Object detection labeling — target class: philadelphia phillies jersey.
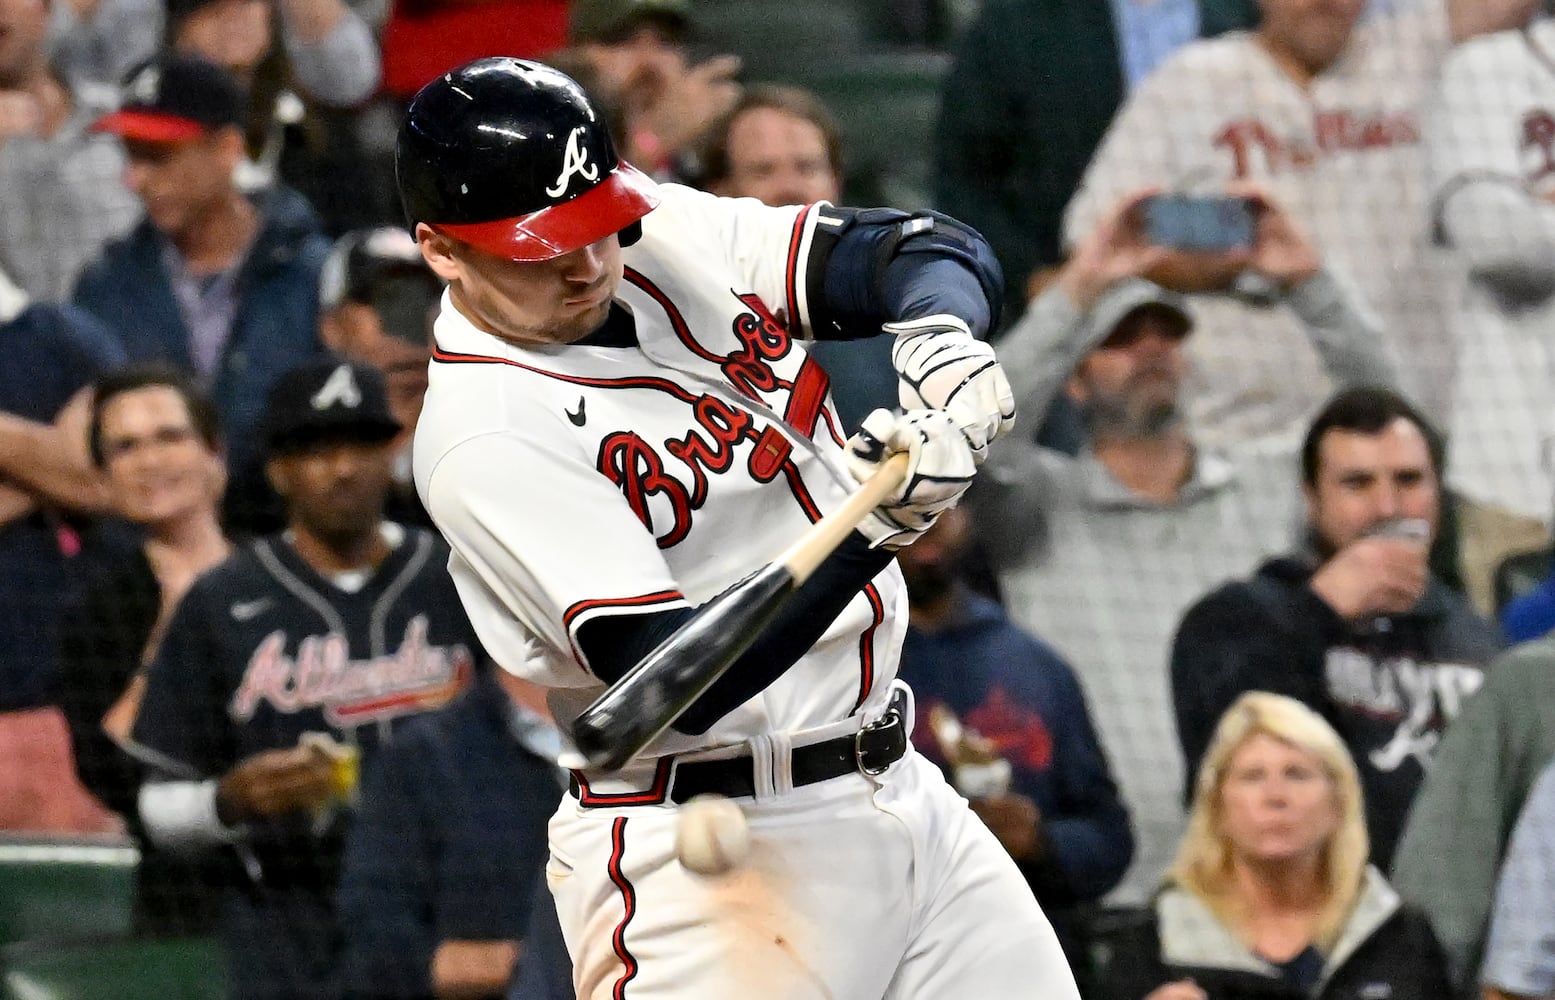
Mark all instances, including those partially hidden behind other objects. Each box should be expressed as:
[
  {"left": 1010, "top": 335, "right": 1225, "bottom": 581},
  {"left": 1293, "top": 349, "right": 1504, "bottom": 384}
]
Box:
[
  {"left": 1064, "top": 8, "right": 1452, "bottom": 446},
  {"left": 414, "top": 184, "right": 908, "bottom": 764},
  {"left": 1426, "top": 22, "right": 1555, "bottom": 523}
]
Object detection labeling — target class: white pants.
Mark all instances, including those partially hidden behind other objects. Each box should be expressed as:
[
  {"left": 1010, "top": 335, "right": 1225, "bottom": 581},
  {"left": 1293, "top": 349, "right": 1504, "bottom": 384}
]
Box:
[{"left": 546, "top": 748, "right": 1080, "bottom": 999}]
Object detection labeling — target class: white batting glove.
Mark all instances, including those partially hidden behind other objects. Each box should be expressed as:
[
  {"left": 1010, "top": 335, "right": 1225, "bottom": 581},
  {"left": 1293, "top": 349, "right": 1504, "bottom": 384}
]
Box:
[
  {"left": 886, "top": 314, "right": 1016, "bottom": 464},
  {"left": 845, "top": 408, "right": 977, "bottom": 548}
]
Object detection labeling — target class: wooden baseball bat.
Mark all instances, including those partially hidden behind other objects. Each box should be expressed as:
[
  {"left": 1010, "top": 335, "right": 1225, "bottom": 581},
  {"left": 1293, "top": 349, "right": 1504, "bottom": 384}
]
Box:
[{"left": 564, "top": 452, "right": 911, "bottom": 772}]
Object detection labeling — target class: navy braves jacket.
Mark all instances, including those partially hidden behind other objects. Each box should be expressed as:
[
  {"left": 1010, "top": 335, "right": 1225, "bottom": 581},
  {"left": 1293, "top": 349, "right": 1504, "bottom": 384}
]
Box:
[
  {"left": 1172, "top": 554, "right": 1503, "bottom": 870},
  {"left": 338, "top": 669, "right": 565, "bottom": 1000},
  {"left": 71, "top": 185, "right": 328, "bottom": 485},
  {"left": 898, "top": 589, "right": 1133, "bottom": 961}
]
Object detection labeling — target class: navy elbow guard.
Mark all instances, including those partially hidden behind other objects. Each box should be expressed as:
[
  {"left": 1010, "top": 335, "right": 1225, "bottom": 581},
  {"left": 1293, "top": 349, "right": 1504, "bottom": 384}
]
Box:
[{"left": 807, "top": 206, "right": 1004, "bottom": 340}]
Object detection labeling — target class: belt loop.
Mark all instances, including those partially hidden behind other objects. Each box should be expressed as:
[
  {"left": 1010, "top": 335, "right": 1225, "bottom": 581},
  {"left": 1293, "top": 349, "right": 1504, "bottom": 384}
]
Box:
[
  {"left": 750, "top": 734, "right": 778, "bottom": 801},
  {"left": 890, "top": 680, "right": 916, "bottom": 738},
  {"left": 768, "top": 731, "right": 795, "bottom": 797}
]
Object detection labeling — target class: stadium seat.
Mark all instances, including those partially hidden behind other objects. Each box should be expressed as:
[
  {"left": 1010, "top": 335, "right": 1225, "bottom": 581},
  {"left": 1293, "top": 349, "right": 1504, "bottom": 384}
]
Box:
[
  {"left": 0, "top": 836, "right": 137, "bottom": 947},
  {"left": 692, "top": 0, "right": 869, "bottom": 83},
  {"left": 1, "top": 937, "right": 225, "bottom": 1000}
]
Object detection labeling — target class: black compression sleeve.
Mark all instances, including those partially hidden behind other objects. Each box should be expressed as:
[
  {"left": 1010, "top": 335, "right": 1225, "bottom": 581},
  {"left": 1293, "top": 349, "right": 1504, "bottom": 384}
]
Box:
[{"left": 575, "top": 531, "right": 895, "bottom": 734}]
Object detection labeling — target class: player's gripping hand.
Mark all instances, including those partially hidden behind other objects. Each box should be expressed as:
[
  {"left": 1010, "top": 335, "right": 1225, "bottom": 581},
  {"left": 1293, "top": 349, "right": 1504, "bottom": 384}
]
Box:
[
  {"left": 845, "top": 408, "right": 976, "bottom": 549},
  {"left": 216, "top": 745, "right": 339, "bottom": 824},
  {"left": 886, "top": 314, "right": 1015, "bottom": 464}
]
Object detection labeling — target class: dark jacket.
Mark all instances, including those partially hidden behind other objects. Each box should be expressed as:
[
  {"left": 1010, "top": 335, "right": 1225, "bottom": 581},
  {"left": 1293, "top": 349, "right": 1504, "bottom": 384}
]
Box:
[
  {"left": 1097, "top": 869, "right": 1452, "bottom": 1000},
  {"left": 338, "top": 670, "right": 564, "bottom": 1000},
  {"left": 1171, "top": 556, "right": 1503, "bottom": 869},
  {"left": 933, "top": 0, "right": 1258, "bottom": 320},
  {"left": 899, "top": 588, "right": 1133, "bottom": 969},
  {"left": 71, "top": 186, "right": 328, "bottom": 496},
  {"left": 55, "top": 537, "right": 227, "bottom": 935}
]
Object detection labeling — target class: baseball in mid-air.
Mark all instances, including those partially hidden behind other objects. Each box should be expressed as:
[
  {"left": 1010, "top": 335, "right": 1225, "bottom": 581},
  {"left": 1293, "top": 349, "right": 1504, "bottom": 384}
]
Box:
[{"left": 675, "top": 794, "right": 751, "bottom": 876}]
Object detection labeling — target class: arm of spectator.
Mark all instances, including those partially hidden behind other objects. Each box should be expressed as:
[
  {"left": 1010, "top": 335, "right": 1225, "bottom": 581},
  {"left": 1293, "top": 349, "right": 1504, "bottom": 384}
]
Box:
[
  {"left": 279, "top": 0, "right": 381, "bottom": 107},
  {"left": 1449, "top": 0, "right": 1539, "bottom": 42},
  {"left": 1480, "top": 764, "right": 1555, "bottom": 1000},
  {"left": 433, "top": 941, "right": 522, "bottom": 1000},
  {"left": 339, "top": 735, "right": 441, "bottom": 999},
  {"left": 1393, "top": 648, "right": 1541, "bottom": 992},
  {"left": 1425, "top": 38, "right": 1555, "bottom": 306},
  {"left": 0, "top": 481, "right": 36, "bottom": 527},
  {"left": 1031, "top": 650, "right": 1135, "bottom": 904},
  {"left": 1169, "top": 580, "right": 1338, "bottom": 802},
  {"left": 0, "top": 386, "right": 110, "bottom": 514},
  {"left": 57, "top": 582, "right": 147, "bottom": 818}
]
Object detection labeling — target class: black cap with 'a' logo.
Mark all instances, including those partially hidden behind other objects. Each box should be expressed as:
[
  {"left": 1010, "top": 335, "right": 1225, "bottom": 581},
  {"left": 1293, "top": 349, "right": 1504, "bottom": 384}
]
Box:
[
  {"left": 262, "top": 358, "right": 403, "bottom": 455},
  {"left": 91, "top": 54, "right": 246, "bottom": 144},
  {"left": 395, "top": 57, "right": 660, "bottom": 262}
]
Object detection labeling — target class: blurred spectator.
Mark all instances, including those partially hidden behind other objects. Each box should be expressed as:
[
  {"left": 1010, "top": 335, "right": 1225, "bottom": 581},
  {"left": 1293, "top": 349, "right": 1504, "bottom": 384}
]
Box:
[
  {"left": 505, "top": 892, "right": 572, "bottom": 1000},
  {"left": 970, "top": 188, "right": 1394, "bottom": 903},
  {"left": 1171, "top": 385, "right": 1502, "bottom": 871},
  {"left": 46, "top": 0, "right": 161, "bottom": 90},
  {"left": 130, "top": 358, "right": 482, "bottom": 1000},
  {"left": 1095, "top": 692, "right": 1451, "bottom": 1000},
  {"left": 1064, "top": 0, "right": 1463, "bottom": 448},
  {"left": 57, "top": 363, "right": 232, "bottom": 933},
  {"left": 338, "top": 668, "right": 566, "bottom": 1000},
  {"left": 1422, "top": 3, "right": 1555, "bottom": 614},
  {"left": 166, "top": 0, "right": 386, "bottom": 231},
  {"left": 1480, "top": 758, "right": 1555, "bottom": 1000},
  {"left": 571, "top": 0, "right": 741, "bottom": 182},
  {"left": 74, "top": 54, "right": 328, "bottom": 535},
  {"left": 0, "top": 0, "right": 139, "bottom": 301},
  {"left": 0, "top": 266, "right": 123, "bottom": 833},
  {"left": 896, "top": 505, "right": 1133, "bottom": 985},
  {"left": 1501, "top": 566, "right": 1555, "bottom": 644},
  {"left": 318, "top": 226, "right": 442, "bottom": 524},
  {"left": 933, "top": 0, "right": 1260, "bottom": 322},
  {"left": 1393, "top": 636, "right": 1555, "bottom": 992},
  {"left": 700, "top": 83, "right": 891, "bottom": 431},
  {"left": 379, "top": 0, "right": 567, "bottom": 102}
]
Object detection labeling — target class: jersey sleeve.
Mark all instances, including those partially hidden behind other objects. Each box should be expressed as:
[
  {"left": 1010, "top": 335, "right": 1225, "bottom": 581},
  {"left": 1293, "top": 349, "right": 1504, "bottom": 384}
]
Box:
[
  {"left": 422, "top": 429, "right": 690, "bottom": 687},
  {"left": 129, "top": 582, "right": 238, "bottom": 780},
  {"left": 653, "top": 185, "right": 821, "bottom": 338}
]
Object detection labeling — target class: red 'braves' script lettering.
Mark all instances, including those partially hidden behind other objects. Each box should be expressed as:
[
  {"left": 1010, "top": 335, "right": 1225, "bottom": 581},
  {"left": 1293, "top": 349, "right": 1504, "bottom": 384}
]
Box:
[
  {"left": 665, "top": 396, "right": 754, "bottom": 506},
  {"left": 1213, "top": 111, "right": 1419, "bottom": 176},
  {"left": 230, "top": 617, "right": 473, "bottom": 727},
  {"left": 599, "top": 431, "right": 696, "bottom": 548},
  {"left": 722, "top": 292, "right": 793, "bottom": 398}
]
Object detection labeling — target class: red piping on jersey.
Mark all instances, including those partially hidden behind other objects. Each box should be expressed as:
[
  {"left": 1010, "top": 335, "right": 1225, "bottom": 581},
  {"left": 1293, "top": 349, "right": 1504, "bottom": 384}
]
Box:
[
  {"left": 572, "top": 757, "right": 675, "bottom": 807},
  {"left": 607, "top": 816, "right": 641, "bottom": 999},
  {"left": 852, "top": 583, "right": 885, "bottom": 712},
  {"left": 431, "top": 347, "right": 700, "bottom": 404},
  {"left": 562, "top": 590, "right": 686, "bottom": 632},
  {"left": 621, "top": 267, "right": 716, "bottom": 362},
  {"left": 779, "top": 460, "right": 823, "bottom": 524},
  {"left": 784, "top": 205, "right": 810, "bottom": 337}
]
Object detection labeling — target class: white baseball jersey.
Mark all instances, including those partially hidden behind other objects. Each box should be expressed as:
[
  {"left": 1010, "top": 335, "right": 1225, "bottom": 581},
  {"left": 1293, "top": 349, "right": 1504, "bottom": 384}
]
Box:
[
  {"left": 413, "top": 184, "right": 908, "bottom": 765},
  {"left": 1065, "top": 9, "right": 1452, "bottom": 446},
  {"left": 1427, "top": 22, "right": 1555, "bottom": 522}
]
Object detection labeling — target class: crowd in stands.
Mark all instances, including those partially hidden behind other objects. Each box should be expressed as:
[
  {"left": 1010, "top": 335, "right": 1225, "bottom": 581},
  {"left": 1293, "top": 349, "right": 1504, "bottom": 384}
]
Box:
[{"left": 5, "top": 0, "right": 1555, "bottom": 997}]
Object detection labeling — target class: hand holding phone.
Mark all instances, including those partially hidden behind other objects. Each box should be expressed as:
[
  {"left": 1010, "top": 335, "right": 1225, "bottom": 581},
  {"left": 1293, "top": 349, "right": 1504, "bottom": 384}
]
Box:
[{"left": 1141, "top": 194, "right": 1257, "bottom": 252}]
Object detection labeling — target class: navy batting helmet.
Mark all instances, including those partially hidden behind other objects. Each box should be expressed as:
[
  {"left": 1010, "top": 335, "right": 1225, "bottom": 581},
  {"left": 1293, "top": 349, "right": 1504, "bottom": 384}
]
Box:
[{"left": 396, "top": 57, "right": 660, "bottom": 262}]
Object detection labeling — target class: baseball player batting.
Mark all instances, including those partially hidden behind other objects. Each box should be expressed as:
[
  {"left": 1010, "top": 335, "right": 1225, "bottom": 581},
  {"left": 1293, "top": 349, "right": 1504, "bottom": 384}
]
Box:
[{"left": 401, "top": 58, "right": 1078, "bottom": 1000}]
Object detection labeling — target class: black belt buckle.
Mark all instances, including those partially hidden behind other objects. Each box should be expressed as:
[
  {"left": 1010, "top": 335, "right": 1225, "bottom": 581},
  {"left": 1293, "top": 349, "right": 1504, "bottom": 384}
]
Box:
[{"left": 854, "top": 707, "right": 905, "bottom": 776}]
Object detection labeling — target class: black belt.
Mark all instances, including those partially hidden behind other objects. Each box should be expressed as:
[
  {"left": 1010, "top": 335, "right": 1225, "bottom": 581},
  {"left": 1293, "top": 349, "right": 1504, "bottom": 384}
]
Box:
[{"left": 569, "top": 703, "right": 909, "bottom": 806}]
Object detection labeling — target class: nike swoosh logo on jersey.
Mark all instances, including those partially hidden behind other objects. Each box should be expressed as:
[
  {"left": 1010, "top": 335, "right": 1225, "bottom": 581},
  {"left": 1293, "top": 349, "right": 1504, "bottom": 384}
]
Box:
[
  {"left": 566, "top": 396, "right": 587, "bottom": 426},
  {"left": 230, "top": 598, "right": 273, "bottom": 622}
]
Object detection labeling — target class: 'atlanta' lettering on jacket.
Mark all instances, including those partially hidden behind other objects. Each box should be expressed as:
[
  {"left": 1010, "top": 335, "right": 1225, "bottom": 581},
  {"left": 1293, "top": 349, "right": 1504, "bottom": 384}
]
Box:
[{"left": 230, "top": 616, "right": 474, "bottom": 727}]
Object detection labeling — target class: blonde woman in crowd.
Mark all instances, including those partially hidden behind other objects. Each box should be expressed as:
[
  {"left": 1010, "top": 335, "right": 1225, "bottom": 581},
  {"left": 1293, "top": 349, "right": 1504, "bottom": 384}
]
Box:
[{"left": 1098, "top": 692, "right": 1450, "bottom": 1000}]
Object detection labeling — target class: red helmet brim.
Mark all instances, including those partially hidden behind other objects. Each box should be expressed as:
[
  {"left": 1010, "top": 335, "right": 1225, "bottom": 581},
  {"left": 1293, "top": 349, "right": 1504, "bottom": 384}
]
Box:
[{"left": 436, "top": 162, "right": 661, "bottom": 262}]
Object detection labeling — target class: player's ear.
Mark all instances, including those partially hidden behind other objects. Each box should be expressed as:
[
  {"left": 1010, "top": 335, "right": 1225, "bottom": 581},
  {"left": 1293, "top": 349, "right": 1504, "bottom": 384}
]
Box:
[
  {"left": 264, "top": 455, "right": 291, "bottom": 499},
  {"left": 415, "top": 223, "right": 462, "bottom": 283}
]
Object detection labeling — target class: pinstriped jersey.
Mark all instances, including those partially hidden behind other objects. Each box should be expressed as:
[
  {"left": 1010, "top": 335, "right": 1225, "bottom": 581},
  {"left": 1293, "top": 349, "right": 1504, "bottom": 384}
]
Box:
[{"left": 413, "top": 184, "right": 908, "bottom": 760}]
